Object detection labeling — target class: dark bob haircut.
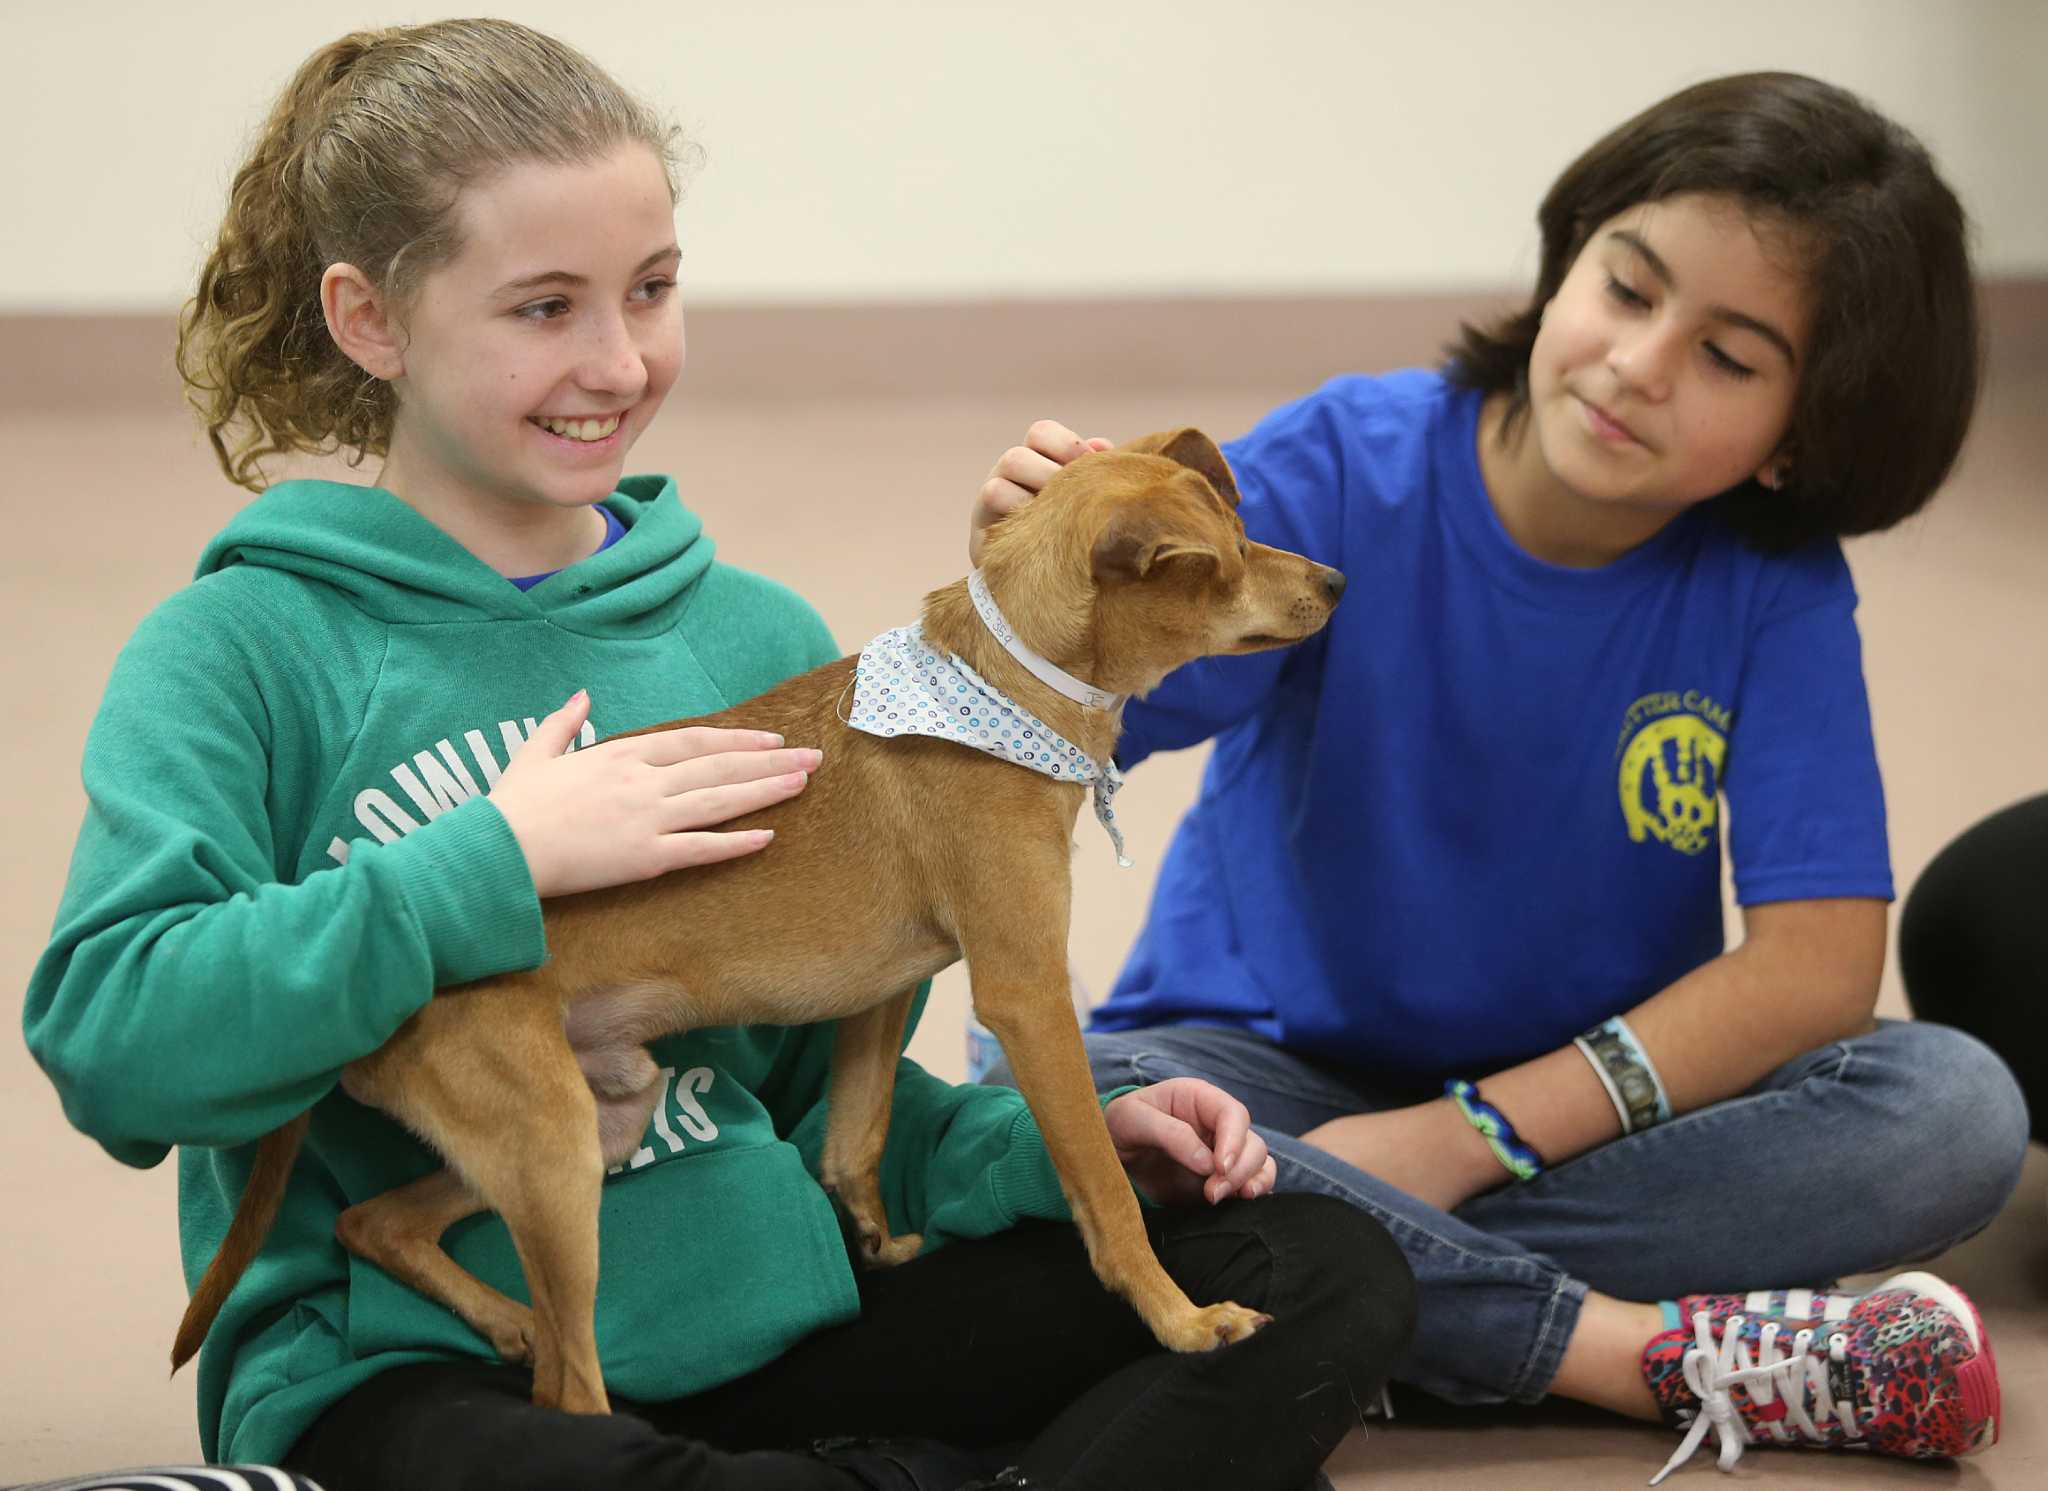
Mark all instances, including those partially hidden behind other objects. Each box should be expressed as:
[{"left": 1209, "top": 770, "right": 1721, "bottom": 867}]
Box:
[{"left": 1447, "top": 72, "right": 1981, "bottom": 551}]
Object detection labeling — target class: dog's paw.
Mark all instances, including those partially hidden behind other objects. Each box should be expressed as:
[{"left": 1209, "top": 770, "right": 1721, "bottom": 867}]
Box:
[
  {"left": 858, "top": 1228, "right": 925, "bottom": 1268},
  {"left": 478, "top": 1304, "right": 537, "bottom": 1365},
  {"left": 1162, "top": 1300, "right": 1271, "bottom": 1352}
]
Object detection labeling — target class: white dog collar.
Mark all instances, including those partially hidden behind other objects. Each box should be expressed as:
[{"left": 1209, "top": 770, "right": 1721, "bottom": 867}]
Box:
[{"left": 967, "top": 569, "right": 1126, "bottom": 714}]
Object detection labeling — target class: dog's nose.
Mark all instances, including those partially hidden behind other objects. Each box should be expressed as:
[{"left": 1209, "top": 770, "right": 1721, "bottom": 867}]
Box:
[{"left": 1323, "top": 567, "right": 1347, "bottom": 604}]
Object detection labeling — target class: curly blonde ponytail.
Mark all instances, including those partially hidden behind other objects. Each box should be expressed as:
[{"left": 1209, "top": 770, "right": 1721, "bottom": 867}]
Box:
[{"left": 176, "top": 20, "right": 682, "bottom": 492}]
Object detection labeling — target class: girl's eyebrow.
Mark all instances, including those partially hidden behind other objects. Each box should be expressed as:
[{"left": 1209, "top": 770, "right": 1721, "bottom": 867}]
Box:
[
  {"left": 1607, "top": 229, "right": 1798, "bottom": 367},
  {"left": 494, "top": 245, "right": 681, "bottom": 297}
]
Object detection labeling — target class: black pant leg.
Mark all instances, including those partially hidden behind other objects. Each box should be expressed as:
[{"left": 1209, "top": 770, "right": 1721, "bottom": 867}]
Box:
[
  {"left": 289, "top": 1194, "right": 1413, "bottom": 1491},
  {"left": 1017, "top": 1194, "right": 1414, "bottom": 1491},
  {"left": 652, "top": 1193, "right": 1414, "bottom": 1491},
  {"left": 285, "top": 1359, "right": 863, "bottom": 1491},
  {"left": 1900, "top": 792, "right": 2048, "bottom": 1140}
]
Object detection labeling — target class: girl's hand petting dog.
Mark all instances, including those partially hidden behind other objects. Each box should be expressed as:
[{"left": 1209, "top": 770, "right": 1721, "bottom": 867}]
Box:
[
  {"left": 970, "top": 419, "right": 1112, "bottom": 566},
  {"left": 1106, "top": 1078, "right": 1276, "bottom": 1206},
  {"left": 490, "top": 690, "right": 821, "bottom": 898}
]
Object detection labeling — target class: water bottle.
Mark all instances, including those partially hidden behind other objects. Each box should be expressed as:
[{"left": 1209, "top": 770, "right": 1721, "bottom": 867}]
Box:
[{"left": 965, "top": 962, "right": 1093, "bottom": 1085}]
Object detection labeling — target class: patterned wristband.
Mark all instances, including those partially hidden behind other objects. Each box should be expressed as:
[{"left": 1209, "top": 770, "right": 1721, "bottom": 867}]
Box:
[
  {"left": 1573, "top": 1015, "right": 1673, "bottom": 1135},
  {"left": 1444, "top": 1078, "right": 1544, "bottom": 1183}
]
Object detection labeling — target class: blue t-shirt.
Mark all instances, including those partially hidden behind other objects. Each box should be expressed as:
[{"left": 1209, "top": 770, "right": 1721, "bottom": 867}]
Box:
[
  {"left": 1092, "top": 370, "right": 1892, "bottom": 1084},
  {"left": 509, "top": 502, "right": 627, "bottom": 590}
]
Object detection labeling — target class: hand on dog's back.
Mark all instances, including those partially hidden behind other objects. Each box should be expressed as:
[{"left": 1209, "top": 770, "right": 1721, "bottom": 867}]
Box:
[{"left": 489, "top": 689, "right": 819, "bottom": 898}]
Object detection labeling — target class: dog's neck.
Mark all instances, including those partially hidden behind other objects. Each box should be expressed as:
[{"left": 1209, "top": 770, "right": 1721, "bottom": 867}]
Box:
[{"left": 920, "top": 578, "right": 1123, "bottom": 766}]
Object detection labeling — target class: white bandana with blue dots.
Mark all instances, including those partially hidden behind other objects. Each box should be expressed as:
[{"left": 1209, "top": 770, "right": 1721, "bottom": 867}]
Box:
[{"left": 843, "top": 623, "right": 1131, "bottom": 867}]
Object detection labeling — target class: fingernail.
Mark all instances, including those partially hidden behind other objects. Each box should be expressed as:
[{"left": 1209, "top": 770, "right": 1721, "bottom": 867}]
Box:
[
  {"left": 755, "top": 829, "right": 776, "bottom": 843},
  {"left": 1192, "top": 1146, "right": 1212, "bottom": 1170},
  {"left": 568, "top": 689, "right": 588, "bottom": 707},
  {"left": 762, "top": 731, "right": 785, "bottom": 746},
  {"left": 1222, "top": 1149, "right": 1238, "bottom": 1171},
  {"left": 784, "top": 771, "right": 808, "bottom": 788},
  {"left": 799, "top": 748, "right": 823, "bottom": 768}
]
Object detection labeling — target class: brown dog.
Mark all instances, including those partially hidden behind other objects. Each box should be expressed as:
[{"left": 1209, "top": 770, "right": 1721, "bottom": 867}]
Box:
[{"left": 172, "top": 429, "right": 1346, "bottom": 1413}]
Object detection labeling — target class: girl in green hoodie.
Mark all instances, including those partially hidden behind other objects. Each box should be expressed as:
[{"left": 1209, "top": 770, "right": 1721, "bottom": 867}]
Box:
[{"left": 24, "top": 19, "right": 1414, "bottom": 1491}]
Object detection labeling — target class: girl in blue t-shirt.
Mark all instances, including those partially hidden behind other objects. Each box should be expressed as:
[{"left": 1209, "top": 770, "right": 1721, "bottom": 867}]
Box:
[{"left": 971, "top": 72, "right": 2026, "bottom": 1484}]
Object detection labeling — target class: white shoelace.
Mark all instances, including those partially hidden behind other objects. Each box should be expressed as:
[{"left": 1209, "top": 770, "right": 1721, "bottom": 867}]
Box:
[{"left": 1648, "top": 1312, "right": 1865, "bottom": 1485}]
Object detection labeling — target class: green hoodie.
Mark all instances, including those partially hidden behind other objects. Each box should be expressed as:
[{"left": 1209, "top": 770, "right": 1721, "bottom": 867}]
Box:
[{"left": 24, "top": 477, "right": 1080, "bottom": 1464}]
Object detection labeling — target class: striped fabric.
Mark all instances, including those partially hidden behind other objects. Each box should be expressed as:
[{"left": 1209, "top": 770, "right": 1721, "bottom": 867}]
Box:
[{"left": 10, "top": 1469, "right": 323, "bottom": 1491}]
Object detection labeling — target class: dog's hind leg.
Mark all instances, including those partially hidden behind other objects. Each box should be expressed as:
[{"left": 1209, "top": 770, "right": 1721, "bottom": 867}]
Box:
[
  {"left": 353, "top": 989, "right": 613, "bottom": 1415},
  {"left": 336, "top": 1168, "right": 536, "bottom": 1364},
  {"left": 820, "top": 988, "right": 922, "bottom": 1266}
]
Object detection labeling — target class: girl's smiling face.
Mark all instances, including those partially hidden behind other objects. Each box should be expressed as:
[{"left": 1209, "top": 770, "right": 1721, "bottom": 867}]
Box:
[
  {"left": 1515, "top": 192, "right": 1812, "bottom": 550},
  {"left": 373, "top": 144, "right": 683, "bottom": 522}
]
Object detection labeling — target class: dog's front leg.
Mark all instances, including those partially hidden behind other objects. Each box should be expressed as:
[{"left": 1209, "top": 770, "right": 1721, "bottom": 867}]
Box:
[
  {"left": 820, "top": 988, "right": 922, "bottom": 1266},
  {"left": 962, "top": 902, "right": 1269, "bottom": 1354}
]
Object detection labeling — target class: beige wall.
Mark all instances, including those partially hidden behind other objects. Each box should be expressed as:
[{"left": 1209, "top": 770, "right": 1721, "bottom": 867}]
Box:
[{"left": 6, "top": 0, "right": 2045, "bottom": 313}]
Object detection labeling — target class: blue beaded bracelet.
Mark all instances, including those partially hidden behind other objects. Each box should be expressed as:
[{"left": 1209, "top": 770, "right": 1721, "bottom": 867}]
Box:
[{"left": 1444, "top": 1078, "right": 1545, "bottom": 1183}]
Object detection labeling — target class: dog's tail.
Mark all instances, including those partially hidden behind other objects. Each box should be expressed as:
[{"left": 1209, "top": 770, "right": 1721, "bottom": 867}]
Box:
[{"left": 170, "top": 1111, "right": 310, "bottom": 1373}]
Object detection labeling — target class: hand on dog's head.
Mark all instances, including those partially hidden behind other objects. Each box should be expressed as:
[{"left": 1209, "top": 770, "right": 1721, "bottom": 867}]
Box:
[
  {"left": 977, "top": 427, "right": 1245, "bottom": 584},
  {"left": 973, "top": 425, "right": 1341, "bottom": 693}
]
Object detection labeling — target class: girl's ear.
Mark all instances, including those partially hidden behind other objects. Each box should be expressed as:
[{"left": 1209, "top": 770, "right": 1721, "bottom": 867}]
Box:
[
  {"left": 1757, "top": 453, "right": 1792, "bottom": 491},
  {"left": 322, "top": 263, "right": 405, "bottom": 381}
]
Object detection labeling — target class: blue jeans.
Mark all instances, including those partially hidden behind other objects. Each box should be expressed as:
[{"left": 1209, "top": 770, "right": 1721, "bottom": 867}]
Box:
[{"left": 986, "top": 1019, "right": 2027, "bottom": 1406}]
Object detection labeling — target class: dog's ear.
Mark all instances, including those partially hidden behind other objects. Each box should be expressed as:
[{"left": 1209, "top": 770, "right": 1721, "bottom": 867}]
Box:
[
  {"left": 1120, "top": 428, "right": 1241, "bottom": 508},
  {"left": 1091, "top": 510, "right": 1222, "bottom": 584}
]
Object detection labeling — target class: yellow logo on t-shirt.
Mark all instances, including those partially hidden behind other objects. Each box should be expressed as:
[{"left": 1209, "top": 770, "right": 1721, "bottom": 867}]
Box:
[{"left": 1616, "top": 692, "right": 1731, "bottom": 856}]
